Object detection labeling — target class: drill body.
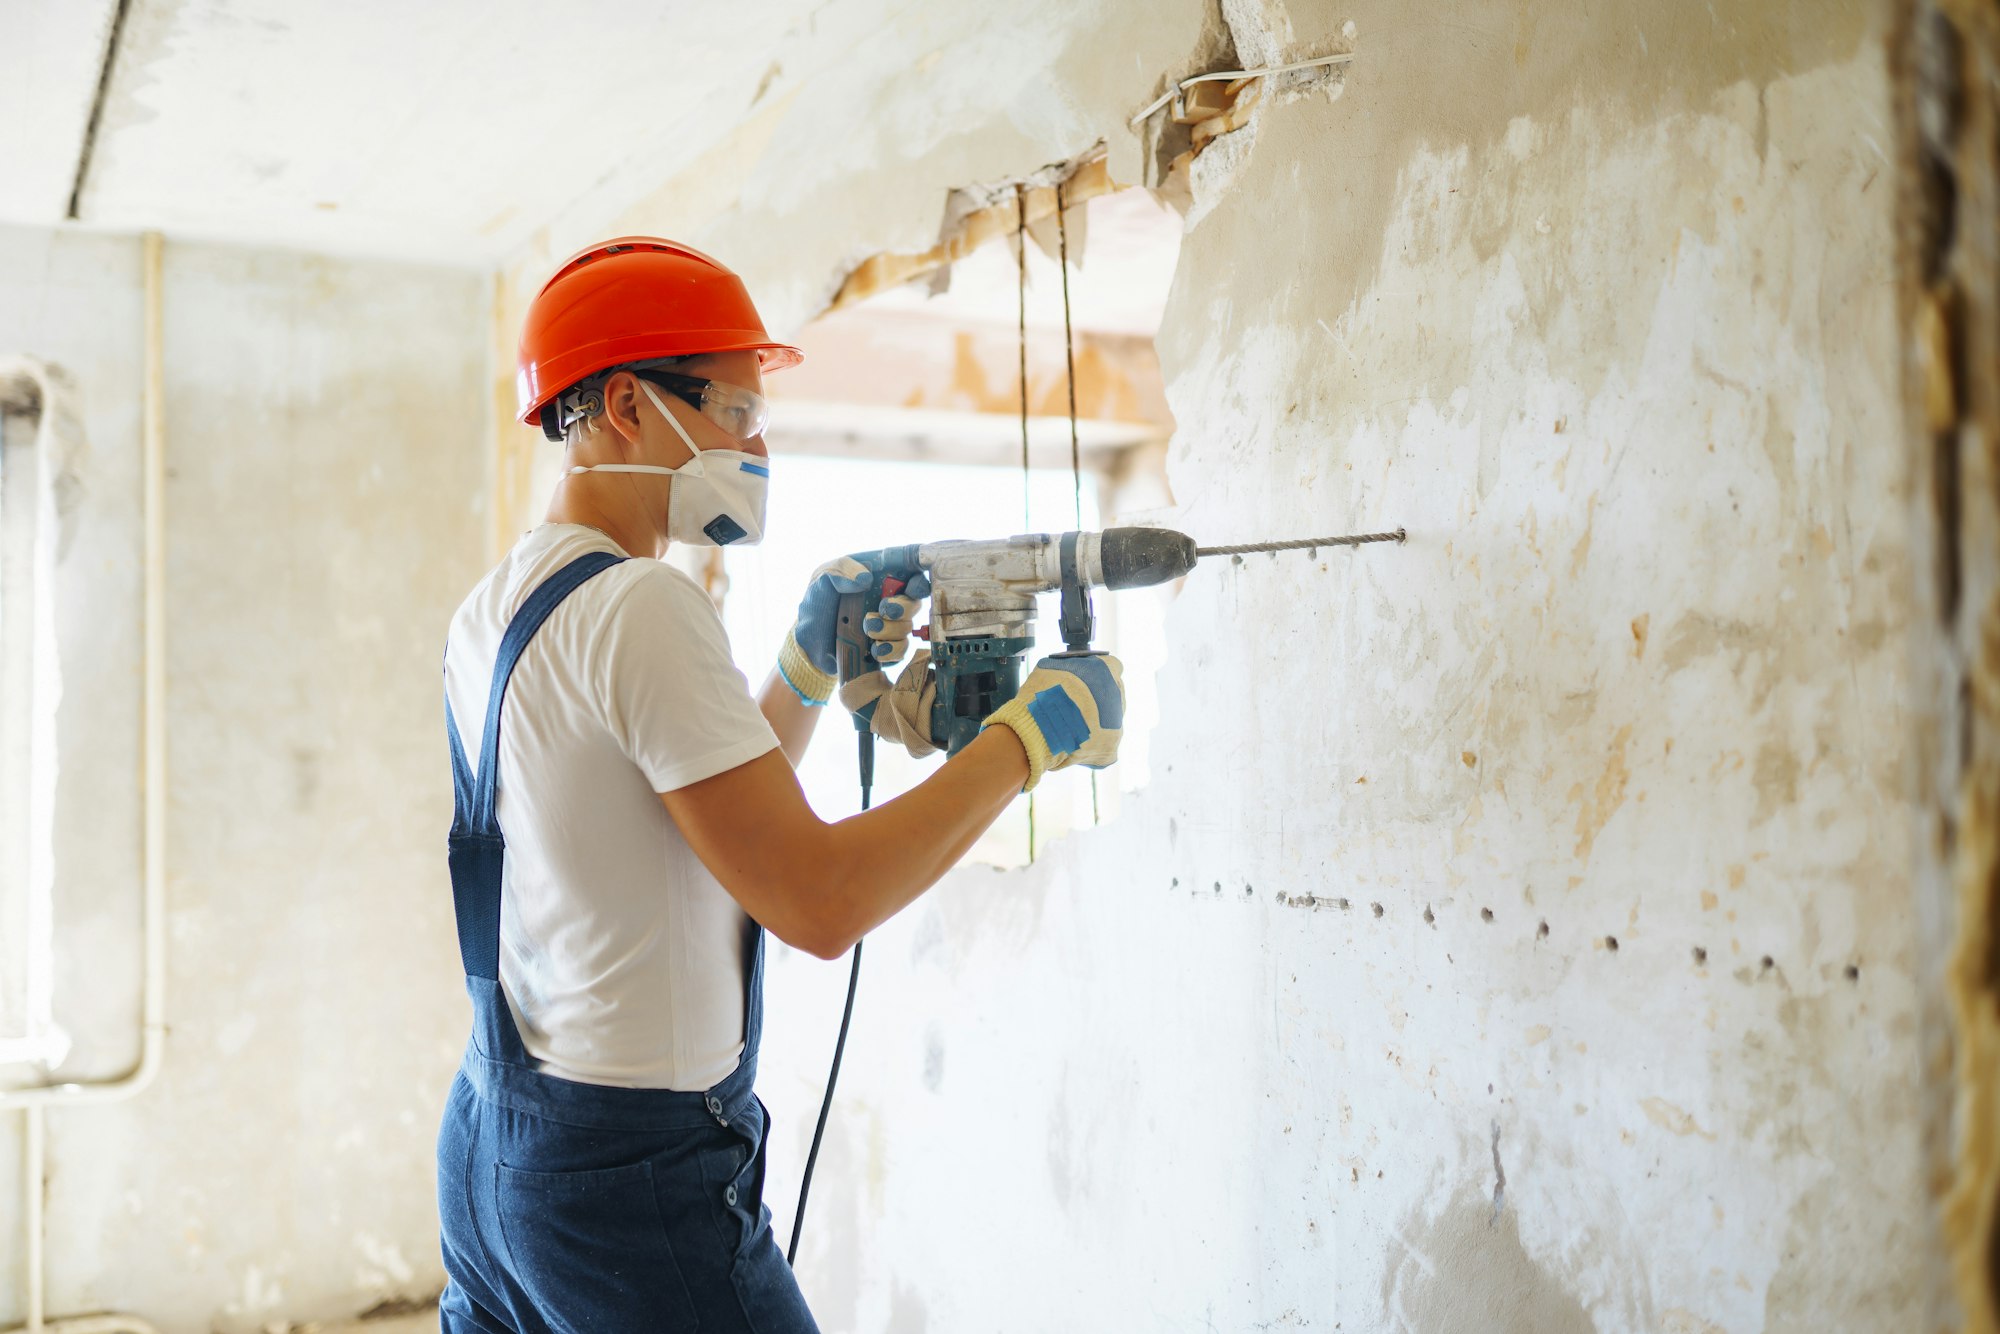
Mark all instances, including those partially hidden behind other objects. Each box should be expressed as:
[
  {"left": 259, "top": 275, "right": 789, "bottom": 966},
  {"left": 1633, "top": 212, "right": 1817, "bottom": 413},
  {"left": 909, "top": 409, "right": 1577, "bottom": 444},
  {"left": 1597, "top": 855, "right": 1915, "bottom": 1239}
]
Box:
[{"left": 834, "top": 528, "right": 1196, "bottom": 755}]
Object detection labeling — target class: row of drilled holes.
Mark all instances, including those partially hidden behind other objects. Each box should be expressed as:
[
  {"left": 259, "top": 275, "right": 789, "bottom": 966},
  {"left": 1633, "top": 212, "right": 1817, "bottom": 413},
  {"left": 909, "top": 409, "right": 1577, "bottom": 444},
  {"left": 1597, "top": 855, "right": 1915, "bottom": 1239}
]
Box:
[{"left": 1167, "top": 878, "right": 1863, "bottom": 982}]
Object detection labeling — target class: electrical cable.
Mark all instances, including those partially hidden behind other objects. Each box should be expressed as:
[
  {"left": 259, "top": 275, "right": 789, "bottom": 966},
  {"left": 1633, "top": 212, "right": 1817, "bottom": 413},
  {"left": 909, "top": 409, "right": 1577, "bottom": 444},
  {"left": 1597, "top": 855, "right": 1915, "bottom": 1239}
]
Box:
[
  {"left": 1056, "top": 181, "right": 1083, "bottom": 532},
  {"left": 787, "top": 736, "right": 874, "bottom": 1266},
  {"left": 1017, "top": 183, "right": 1038, "bottom": 862},
  {"left": 1053, "top": 182, "right": 1100, "bottom": 828},
  {"left": 1128, "top": 51, "right": 1355, "bottom": 128},
  {"left": 1016, "top": 185, "right": 1032, "bottom": 528}
]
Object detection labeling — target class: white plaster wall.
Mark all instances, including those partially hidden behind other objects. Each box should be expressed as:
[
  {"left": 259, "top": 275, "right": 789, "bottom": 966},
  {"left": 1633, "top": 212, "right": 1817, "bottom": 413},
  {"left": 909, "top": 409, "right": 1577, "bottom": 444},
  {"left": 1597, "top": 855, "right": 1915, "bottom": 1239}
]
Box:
[
  {"left": 0, "top": 230, "right": 487, "bottom": 1328},
  {"left": 611, "top": 3, "right": 1927, "bottom": 1332}
]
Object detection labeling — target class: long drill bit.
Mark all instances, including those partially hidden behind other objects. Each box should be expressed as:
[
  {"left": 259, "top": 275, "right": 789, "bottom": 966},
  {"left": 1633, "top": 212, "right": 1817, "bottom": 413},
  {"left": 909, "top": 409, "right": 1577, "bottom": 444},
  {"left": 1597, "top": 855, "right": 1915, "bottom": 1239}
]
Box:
[{"left": 1196, "top": 528, "right": 1406, "bottom": 558}]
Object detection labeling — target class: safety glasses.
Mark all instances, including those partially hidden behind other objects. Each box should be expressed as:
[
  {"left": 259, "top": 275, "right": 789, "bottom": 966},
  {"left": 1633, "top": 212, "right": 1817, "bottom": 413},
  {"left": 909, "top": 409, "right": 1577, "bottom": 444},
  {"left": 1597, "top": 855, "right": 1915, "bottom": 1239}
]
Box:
[{"left": 631, "top": 369, "right": 770, "bottom": 441}]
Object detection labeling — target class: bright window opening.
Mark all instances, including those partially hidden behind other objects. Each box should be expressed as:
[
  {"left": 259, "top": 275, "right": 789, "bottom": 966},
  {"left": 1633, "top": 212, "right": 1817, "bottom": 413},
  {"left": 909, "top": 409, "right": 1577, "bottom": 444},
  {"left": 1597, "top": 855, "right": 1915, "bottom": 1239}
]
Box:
[{"left": 721, "top": 183, "right": 1183, "bottom": 865}]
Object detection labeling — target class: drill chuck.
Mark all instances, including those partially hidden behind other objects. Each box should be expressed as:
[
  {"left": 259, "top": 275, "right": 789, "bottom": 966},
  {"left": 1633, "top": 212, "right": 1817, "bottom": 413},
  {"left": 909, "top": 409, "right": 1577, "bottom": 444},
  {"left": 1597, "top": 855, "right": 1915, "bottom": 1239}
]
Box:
[{"left": 1097, "top": 527, "right": 1199, "bottom": 590}]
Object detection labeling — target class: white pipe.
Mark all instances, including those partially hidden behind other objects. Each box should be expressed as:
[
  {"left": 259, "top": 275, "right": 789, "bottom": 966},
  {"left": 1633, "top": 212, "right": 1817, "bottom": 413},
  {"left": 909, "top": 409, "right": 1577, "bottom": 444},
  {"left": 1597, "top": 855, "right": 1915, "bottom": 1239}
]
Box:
[
  {"left": 0, "top": 230, "right": 166, "bottom": 1112},
  {"left": 1, "top": 231, "right": 168, "bottom": 1334},
  {"left": 24, "top": 1106, "right": 41, "bottom": 1331}
]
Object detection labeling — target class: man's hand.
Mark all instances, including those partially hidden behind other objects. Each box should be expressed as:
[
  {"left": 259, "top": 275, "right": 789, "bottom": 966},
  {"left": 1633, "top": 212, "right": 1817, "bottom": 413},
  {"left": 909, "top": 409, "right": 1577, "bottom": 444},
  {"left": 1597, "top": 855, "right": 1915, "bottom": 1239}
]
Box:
[
  {"left": 980, "top": 653, "right": 1125, "bottom": 791},
  {"left": 777, "top": 556, "right": 931, "bottom": 705},
  {"left": 840, "top": 651, "right": 941, "bottom": 758}
]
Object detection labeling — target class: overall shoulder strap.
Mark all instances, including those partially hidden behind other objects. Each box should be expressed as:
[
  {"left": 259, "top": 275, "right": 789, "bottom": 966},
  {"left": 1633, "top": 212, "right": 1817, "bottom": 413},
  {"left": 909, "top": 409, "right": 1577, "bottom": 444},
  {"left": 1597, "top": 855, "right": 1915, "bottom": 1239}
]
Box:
[
  {"left": 446, "top": 550, "right": 627, "bottom": 835},
  {"left": 445, "top": 678, "right": 475, "bottom": 828}
]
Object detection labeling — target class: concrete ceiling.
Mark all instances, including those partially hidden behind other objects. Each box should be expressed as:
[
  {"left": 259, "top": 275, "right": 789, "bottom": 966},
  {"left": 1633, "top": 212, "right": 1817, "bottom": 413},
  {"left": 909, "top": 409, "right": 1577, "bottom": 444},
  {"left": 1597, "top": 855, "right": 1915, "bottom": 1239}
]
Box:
[
  {"left": 2, "top": 1, "right": 1187, "bottom": 326},
  {"left": 0, "top": 0, "right": 841, "bottom": 265}
]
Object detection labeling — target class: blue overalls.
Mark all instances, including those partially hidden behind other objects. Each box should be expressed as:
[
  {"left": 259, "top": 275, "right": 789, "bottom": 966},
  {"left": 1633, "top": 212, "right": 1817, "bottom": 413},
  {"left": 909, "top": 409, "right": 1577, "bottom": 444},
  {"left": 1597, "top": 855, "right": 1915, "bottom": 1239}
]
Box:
[{"left": 435, "top": 552, "right": 819, "bottom": 1334}]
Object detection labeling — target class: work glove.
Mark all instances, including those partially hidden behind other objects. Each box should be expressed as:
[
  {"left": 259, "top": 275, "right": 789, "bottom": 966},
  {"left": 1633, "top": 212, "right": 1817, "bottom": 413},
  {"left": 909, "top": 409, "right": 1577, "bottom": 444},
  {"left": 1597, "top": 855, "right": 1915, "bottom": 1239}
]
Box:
[
  {"left": 778, "top": 556, "right": 931, "bottom": 706},
  {"left": 980, "top": 653, "right": 1125, "bottom": 792},
  {"left": 839, "top": 651, "right": 942, "bottom": 759}
]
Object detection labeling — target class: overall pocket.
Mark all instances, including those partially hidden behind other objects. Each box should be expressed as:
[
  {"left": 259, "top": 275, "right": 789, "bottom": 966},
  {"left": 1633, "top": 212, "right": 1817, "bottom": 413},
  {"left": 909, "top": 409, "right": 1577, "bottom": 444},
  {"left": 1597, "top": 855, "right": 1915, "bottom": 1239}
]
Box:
[
  {"left": 496, "top": 1157, "right": 701, "bottom": 1332},
  {"left": 698, "top": 1135, "right": 759, "bottom": 1259}
]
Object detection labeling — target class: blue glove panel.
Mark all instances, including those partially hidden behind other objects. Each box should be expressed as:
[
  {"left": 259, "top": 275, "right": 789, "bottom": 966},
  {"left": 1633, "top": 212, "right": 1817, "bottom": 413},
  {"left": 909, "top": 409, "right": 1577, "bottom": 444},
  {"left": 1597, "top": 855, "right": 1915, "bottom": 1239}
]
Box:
[
  {"left": 1025, "top": 685, "right": 1089, "bottom": 755},
  {"left": 981, "top": 651, "right": 1127, "bottom": 789},
  {"left": 1041, "top": 653, "right": 1125, "bottom": 729},
  {"left": 792, "top": 560, "right": 874, "bottom": 675}
]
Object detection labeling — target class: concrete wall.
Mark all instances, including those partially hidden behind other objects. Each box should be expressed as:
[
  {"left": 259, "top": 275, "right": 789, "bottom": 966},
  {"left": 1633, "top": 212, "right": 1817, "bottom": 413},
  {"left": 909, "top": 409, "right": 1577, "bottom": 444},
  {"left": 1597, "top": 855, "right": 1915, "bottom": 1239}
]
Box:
[
  {"left": 0, "top": 229, "right": 487, "bottom": 1328},
  {"left": 484, "top": 1, "right": 1933, "bottom": 1330}
]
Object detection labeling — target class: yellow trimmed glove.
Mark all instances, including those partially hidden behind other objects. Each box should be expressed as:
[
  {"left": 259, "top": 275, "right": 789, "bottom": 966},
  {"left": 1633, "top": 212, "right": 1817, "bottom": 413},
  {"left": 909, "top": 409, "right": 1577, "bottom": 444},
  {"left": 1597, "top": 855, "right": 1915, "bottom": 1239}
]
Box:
[
  {"left": 981, "top": 653, "right": 1125, "bottom": 791},
  {"left": 839, "top": 651, "right": 942, "bottom": 758},
  {"left": 777, "top": 629, "right": 838, "bottom": 706}
]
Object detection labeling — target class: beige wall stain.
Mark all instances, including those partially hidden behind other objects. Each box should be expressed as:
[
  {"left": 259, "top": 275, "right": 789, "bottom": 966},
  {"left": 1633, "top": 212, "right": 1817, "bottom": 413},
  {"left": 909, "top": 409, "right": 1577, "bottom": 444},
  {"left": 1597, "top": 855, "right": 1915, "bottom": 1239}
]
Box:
[
  {"left": 1641, "top": 1097, "right": 1718, "bottom": 1141},
  {"left": 1570, "top": 725, "right": 1633, "bottom": 863}
]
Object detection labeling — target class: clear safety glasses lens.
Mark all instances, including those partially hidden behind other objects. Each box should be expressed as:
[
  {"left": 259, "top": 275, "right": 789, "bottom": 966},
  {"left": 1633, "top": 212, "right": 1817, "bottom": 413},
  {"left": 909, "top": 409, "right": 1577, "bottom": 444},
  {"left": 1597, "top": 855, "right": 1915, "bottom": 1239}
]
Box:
[
  {"left": 698, "top": 380, "right": 770, "bottom": 440},
  {"left": 634, "top": 369, "right": 770, "bottom": 441}
]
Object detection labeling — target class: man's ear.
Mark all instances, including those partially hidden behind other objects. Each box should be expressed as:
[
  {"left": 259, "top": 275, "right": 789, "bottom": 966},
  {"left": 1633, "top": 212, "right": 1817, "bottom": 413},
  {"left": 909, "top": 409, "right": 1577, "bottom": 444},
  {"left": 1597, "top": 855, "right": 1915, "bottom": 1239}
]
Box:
[{"left": 600, "top": 372, "right": 645, "bottom": 447}]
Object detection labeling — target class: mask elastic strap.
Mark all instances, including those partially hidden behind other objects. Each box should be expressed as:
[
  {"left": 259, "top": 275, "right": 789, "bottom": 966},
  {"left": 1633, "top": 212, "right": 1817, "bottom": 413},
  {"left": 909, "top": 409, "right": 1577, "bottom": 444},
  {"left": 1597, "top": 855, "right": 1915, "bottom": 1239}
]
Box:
[
  {"left": 640, "top": 381, "right": 706, "bottom": 470},
  {"left": 566, "top": 382, "right": 709, "bottom": 479}
]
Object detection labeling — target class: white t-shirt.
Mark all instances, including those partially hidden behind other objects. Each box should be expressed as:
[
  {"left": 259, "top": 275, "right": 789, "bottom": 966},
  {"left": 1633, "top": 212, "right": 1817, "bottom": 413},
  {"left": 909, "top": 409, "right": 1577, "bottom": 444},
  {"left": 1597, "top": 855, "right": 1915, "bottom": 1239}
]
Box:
[{"left": 443, "top": 523, "right": 780, "bottom": 1090}]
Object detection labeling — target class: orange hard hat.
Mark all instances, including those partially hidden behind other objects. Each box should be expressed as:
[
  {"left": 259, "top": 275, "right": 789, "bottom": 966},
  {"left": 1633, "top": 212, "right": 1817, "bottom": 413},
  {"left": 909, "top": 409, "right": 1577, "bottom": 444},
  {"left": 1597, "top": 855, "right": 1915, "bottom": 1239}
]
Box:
[{"left": 516, "top": 236, "right": 803, "bottom": 439}]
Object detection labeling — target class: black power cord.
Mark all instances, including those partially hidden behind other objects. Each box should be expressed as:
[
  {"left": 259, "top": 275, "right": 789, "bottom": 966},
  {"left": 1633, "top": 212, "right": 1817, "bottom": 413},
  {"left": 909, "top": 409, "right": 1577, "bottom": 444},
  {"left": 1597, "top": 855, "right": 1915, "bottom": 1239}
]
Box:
[{"left": 787, "top": 730, "right": 873, "bottom": 1265}]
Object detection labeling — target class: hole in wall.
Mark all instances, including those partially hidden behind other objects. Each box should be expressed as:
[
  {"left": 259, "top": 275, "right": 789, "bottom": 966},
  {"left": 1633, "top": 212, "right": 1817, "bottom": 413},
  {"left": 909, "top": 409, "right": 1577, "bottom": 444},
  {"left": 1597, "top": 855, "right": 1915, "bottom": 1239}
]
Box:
[{"left": 733, "top": 161, "right": 1184, "bottom": 866}]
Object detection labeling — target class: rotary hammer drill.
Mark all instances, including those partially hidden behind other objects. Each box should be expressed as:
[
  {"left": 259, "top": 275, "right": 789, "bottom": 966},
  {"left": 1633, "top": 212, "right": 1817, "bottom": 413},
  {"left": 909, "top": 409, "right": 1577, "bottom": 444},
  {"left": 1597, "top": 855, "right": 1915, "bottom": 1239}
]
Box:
[{"left": 832, "top": 526, "right": 1199, "bottom": 761}]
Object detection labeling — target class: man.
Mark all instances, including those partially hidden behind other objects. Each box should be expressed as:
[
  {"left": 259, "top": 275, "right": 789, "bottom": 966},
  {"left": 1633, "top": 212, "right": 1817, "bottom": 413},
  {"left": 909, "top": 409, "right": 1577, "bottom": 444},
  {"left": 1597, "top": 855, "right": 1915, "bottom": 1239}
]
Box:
[{"left": 434, "top": 236, "right": 1123, "bottom": 1332}]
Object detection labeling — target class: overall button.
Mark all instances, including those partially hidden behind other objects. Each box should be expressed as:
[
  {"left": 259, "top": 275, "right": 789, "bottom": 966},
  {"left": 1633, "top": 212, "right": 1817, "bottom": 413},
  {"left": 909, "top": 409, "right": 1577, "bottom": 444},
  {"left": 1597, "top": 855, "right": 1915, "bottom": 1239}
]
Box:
[{"left": 706, "top": 1095, "right": 722, "bottom": 1115}]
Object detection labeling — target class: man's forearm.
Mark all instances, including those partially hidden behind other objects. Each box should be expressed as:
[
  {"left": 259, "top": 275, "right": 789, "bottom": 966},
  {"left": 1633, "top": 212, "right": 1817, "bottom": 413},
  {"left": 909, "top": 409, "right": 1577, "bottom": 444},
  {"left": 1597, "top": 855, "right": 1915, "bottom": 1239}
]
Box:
[
  {"left": 758, "top": 667, "right": 820, "bottom": 766},
  {"left": 660, "top": 715, "right": 1030, "bottom": 960},
  {"left": 809, "top": 727, "right": 1028, "bottom": 950}
]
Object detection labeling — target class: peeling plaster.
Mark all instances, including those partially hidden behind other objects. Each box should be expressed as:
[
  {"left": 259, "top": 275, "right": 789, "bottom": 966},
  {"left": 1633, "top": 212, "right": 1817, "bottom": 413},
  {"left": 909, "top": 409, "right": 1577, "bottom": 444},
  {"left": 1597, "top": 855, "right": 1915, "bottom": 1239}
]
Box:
[{"left": 1900, "top": 1, "right": 2000, "bottom": 1328}]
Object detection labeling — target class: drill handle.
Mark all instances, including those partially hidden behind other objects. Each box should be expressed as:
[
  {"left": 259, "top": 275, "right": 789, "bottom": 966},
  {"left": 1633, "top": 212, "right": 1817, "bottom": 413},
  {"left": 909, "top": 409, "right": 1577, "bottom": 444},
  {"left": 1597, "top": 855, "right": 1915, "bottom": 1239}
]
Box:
[
  {"left": 831, "top": 544, "right": 926, "bottom": 693},
  {"left": 835, "top": 584, "right": 889, "bottom": 736},
  {"left": 834, "top": 587, "right": 878, "bottom": 686}
]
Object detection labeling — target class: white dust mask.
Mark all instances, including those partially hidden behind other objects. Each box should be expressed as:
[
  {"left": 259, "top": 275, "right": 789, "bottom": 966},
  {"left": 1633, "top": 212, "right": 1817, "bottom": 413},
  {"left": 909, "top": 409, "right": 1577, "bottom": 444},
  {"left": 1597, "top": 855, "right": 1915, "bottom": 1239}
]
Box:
[{"left": 565, "top": 380, "right": 769, "bottom": 546}]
